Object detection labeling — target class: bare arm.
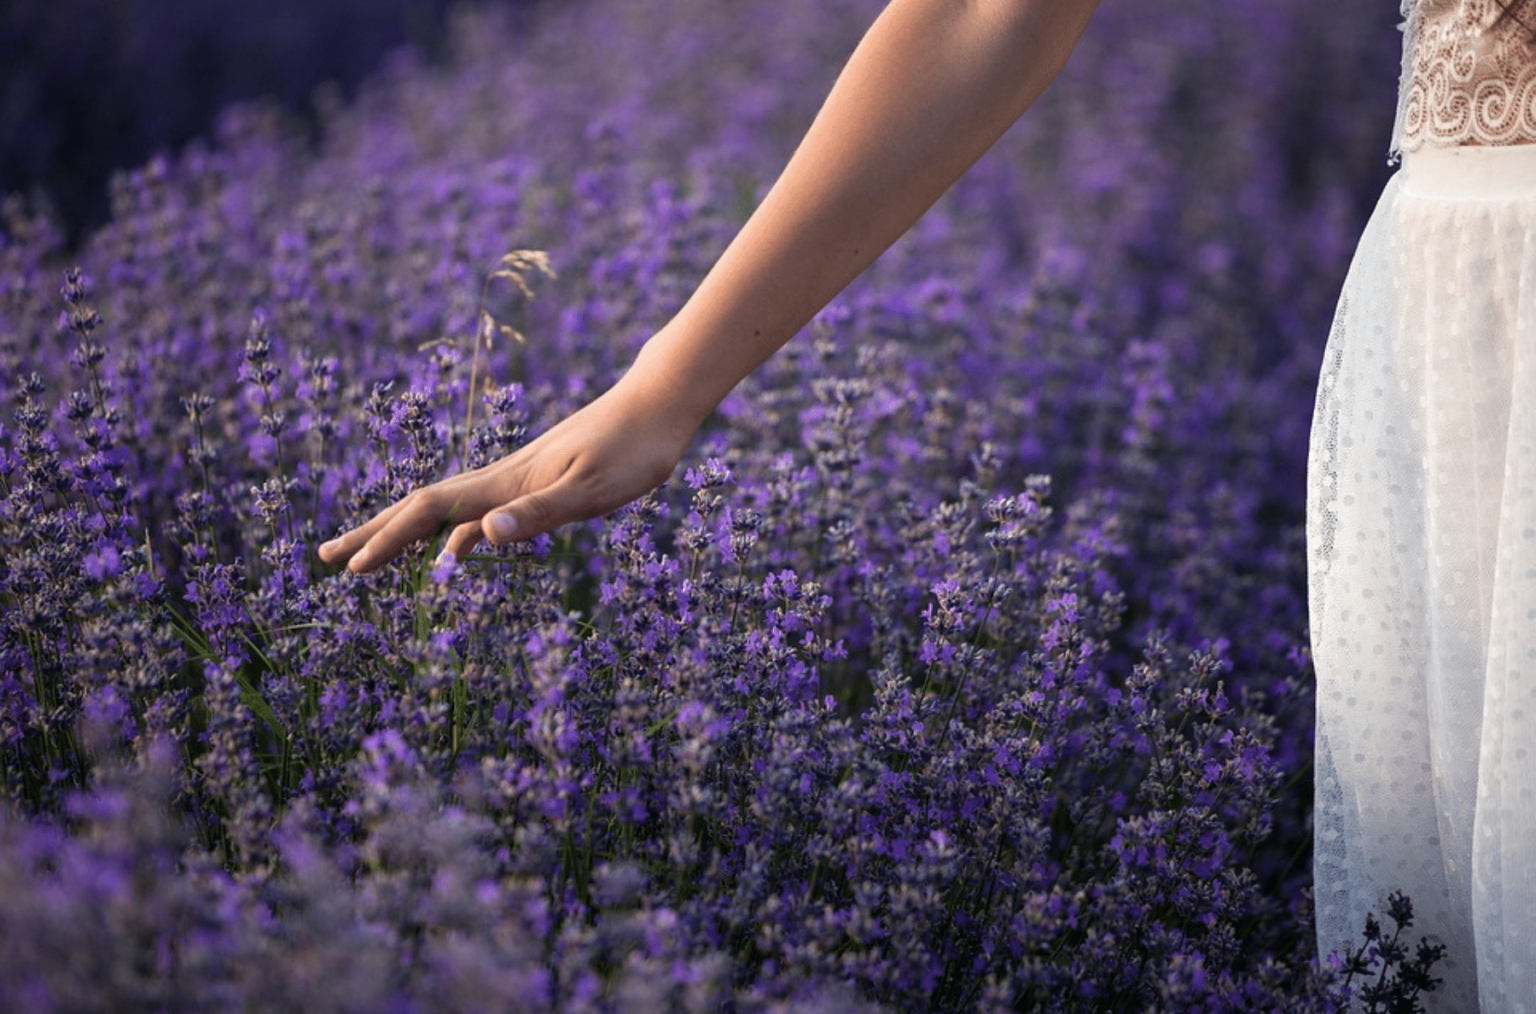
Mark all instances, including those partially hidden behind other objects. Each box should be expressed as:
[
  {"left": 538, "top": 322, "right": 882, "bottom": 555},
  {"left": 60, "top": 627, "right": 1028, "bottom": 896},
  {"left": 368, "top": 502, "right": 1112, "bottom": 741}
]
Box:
[
  {"left": 635, "top": 0, "right": 1102, "bottom": 427},
  {"left": 320, "top": 0, "right": 1102, "bottom": 574}
]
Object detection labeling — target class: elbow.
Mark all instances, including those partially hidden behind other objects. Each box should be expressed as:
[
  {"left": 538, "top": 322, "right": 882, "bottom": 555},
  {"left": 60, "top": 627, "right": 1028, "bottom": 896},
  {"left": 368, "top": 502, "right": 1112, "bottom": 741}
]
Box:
[{"left": 987, "top": 0, "right": 1101, "bottom": 78}]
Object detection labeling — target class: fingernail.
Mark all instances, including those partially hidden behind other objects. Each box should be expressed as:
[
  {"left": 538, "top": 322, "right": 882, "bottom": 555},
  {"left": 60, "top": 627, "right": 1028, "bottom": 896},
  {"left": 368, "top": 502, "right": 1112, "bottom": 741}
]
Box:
[
  {"left": 486, "top": 513, "right": 517, "bottom": 541},
  {"left": 434, "top": 550, "right": 457, "bottom": 568}
]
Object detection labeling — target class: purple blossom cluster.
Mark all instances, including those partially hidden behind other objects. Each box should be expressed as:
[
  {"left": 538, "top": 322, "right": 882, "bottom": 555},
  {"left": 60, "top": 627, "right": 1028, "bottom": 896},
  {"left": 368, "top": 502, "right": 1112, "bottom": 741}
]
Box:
[{"left": 1, "top": 0, "right": 1431, "bottom": 1009}]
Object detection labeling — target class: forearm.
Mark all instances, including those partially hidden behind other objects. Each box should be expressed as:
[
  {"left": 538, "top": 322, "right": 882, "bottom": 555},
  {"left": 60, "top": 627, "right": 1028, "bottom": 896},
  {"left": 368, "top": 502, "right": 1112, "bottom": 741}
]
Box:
[{"left": 628, "top": 0, "right": 1101, "bottom": 424}]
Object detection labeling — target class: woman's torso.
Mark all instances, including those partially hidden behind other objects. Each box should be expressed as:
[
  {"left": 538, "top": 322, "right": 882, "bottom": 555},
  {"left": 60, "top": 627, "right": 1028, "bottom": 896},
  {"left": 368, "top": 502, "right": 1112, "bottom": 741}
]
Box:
[{"left": 1393, "top": 0, "right": 1536, "bottom": 158}]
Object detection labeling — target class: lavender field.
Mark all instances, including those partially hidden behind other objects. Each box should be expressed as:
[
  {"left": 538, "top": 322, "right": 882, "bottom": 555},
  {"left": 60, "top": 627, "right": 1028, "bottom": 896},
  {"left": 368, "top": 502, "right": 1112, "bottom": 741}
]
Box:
[{"left": 0, "top": 0, "right": 1428, "bottom": 1009}]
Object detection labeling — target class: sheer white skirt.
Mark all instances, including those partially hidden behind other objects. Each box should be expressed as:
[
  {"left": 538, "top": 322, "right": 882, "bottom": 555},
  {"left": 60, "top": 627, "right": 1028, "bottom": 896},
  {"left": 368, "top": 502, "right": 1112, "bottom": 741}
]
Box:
[{"left": 1310, "top": 144, "right": 1536, "bottom": 1014}]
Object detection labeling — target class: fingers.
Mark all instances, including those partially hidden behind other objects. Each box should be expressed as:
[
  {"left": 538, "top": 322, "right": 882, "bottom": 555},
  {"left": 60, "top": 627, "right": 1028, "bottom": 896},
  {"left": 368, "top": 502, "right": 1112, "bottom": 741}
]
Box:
[
  {"left": 317, "top": 494, "right": 415, "bottom": 567},
  {"left": 356, "top": 478, "right": 591, "bottom": 578},
  {"left": 324, "top": 485, "right": 493, "bottom": 574},
  {"left": 441, "top": 520, "right": 484, "bottom": 560},
  {"left": 482, "top": 478, "right": 598, "bottom": 548}
]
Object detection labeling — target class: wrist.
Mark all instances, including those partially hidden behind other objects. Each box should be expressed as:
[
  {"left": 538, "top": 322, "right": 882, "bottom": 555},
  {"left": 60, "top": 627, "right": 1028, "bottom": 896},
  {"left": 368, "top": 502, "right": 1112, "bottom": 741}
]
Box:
[{"left": 626, "top": 322, "right": 734, "bottom": 432}]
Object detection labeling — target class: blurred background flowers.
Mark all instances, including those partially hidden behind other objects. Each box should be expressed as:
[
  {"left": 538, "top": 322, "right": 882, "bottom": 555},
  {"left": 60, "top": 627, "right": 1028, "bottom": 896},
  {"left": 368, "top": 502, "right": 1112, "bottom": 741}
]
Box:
[{"left": 0, "top": 0, "right": 543, "bottom": 243}]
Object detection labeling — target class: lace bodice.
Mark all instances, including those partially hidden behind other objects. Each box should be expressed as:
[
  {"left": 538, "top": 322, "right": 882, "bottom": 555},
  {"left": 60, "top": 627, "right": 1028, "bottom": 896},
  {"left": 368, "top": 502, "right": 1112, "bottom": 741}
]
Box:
[{"left": 1393, "top": 0, "right": 1536, "bottom": 159}]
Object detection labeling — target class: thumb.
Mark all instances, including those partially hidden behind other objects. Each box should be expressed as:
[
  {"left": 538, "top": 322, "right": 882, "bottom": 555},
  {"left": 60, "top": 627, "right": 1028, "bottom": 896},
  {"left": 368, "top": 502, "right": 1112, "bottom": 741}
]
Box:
[{"left": 482, "top": 483, "right": 581, "bottom": 545}]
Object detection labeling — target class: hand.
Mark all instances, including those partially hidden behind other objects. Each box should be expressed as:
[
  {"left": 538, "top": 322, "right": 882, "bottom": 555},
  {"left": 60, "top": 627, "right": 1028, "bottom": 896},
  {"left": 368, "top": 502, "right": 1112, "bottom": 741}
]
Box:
[{"left": 317, "top": 372, "right": 697, "bottom": 574}]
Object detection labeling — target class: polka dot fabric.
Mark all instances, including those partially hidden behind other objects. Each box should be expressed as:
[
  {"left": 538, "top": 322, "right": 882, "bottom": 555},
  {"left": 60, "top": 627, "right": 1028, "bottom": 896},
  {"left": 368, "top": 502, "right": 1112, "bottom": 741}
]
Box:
[{"left": 1309, "top": 144, "right": 1536, "bottom": 1013}]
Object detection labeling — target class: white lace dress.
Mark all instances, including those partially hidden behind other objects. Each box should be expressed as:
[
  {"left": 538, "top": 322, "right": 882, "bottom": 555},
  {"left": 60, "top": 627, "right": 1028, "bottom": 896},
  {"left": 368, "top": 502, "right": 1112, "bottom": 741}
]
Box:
[{"left": 1308, "top": 2, "right": 1536, "bottom": 1011}]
